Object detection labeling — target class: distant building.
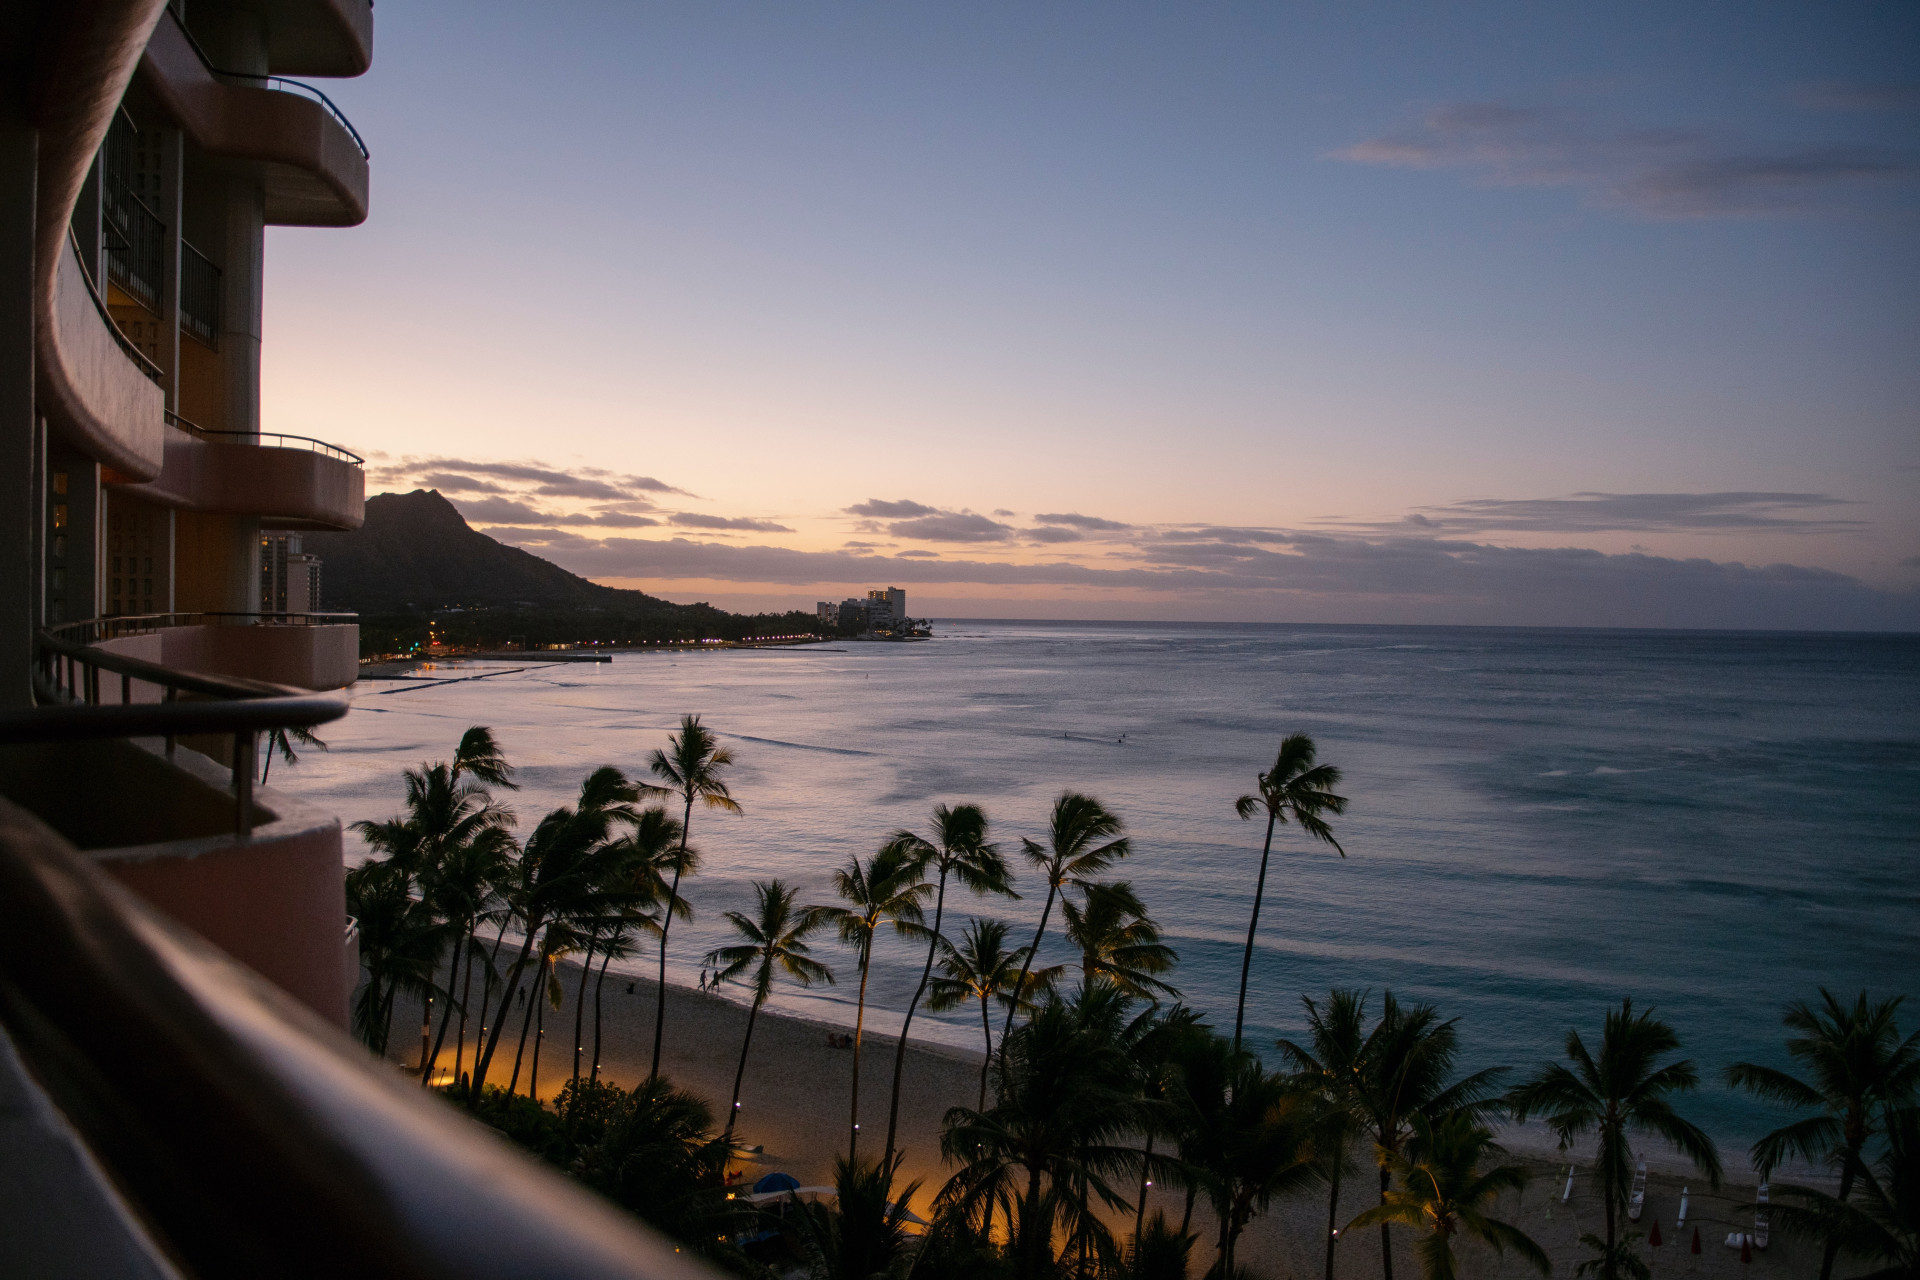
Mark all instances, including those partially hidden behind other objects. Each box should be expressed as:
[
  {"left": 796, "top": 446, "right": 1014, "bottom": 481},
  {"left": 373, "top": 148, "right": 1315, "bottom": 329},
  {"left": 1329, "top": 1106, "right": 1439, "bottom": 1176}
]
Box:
[
  {"left": 838, "top": 598, "right": 870, "bottom": 630},
  {"left": 865, "top": 587, "right": 906, "bottom": 631},
  {"left": 816, "top": 600, "right": 839, "bottom": 625},
  {"left": 261, "top": 533, "right": 323, "bottom": 613}
]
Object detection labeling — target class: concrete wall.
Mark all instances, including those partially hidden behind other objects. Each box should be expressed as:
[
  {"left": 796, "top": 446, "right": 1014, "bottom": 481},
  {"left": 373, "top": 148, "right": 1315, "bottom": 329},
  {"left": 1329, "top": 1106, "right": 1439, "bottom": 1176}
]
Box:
[
  {"left": 46, "top": 237, "right": 166, "bottom": 479},
  {"left": 162, "top": 621, "right": 358, "bottom": 690}
]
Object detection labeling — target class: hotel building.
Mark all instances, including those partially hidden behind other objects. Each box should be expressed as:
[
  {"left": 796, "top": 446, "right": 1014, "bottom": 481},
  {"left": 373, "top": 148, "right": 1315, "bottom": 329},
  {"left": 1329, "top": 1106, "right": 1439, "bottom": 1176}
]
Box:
[{"left": 0, "top": 4, "right": 710, "bottom": 1275}]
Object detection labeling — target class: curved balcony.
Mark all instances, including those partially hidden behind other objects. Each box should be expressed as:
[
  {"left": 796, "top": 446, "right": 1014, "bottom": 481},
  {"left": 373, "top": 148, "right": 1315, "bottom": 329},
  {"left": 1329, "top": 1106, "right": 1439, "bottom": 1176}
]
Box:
[
  {"left": 138, "top": 8, "right": 369, "bottom": 228},
  {"left": 114, "top": 413, "right": 366, "bottom": 532},
  {"left": 77, "top": 612, "right": 361, "bottom": 693},
  {"left": 42, "top": 229, "right": 168, "bottom": 479},
  {"left": 257, "top": 0, "right": 375, "bottom": 78}
]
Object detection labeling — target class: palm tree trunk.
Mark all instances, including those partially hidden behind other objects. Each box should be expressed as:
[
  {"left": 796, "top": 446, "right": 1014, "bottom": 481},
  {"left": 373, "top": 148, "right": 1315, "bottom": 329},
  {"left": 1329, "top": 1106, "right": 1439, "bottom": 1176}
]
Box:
[
  {"left": 1380, "top": 1163, "right": 1395, "bottom": 1280},
  {"left": 530, "top": 976, "right": 546, "bottom": 1100},
  {"left": 998, "top": 880, "right": 1059, "bottom": 1070},
  {"left": 1602, "top": 1141, "right": 1617, "bottom": 1279},
  {"left": 471, "top": 915, "right": 536, "bottom": 1103},
  {"left": 454, "top": 932, "right": 474, "bottom": 1088},
  {"left": 571, "top": 938, "right": 596, "bottom": 1085},
  {"left": 1134, "top": 1132, "right": 1154, "bottom": 1244},
  {"left": 978, "top": 997, "right": 994, "bottom": 1111},
  {"left": 1815, "top": 1143, "right": 1861, "bottom": 1280},
  {"left": 1324, "top": 1148, "right": 1343, "bottom": 1280},
  {"left": 848, "top": 936, "right": 873, "bottom": 1163},
  {"left": 649, "top": 793, "right": 693, "bottom": 1084},
  {"left": 1180, "top": 1184, "right": 1196, "bottom": 1240},
  {"left": 723, "top": 986, "right": 765, "bottom": 1144},
  {"left": 885, "top": 868, "right": 948, "bottom": 1162},
  {"left": 421, "top": 929, "right": 465, "bottom": 1087},
  {"left": 508, "top": 963, "right": 540, "bottom": 1096},
  {"left": 590, "top": 947, "right": 614, "bottom": 1086},
  {"left": 1232, "top": 811, "right": 1278, "bottom": 1055}
]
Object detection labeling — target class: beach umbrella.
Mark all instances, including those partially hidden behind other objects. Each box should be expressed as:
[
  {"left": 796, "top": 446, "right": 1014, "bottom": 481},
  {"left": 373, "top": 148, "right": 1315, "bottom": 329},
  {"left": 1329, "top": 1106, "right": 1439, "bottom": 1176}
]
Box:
[
  {"left": 1649, "top": 1220, "right": 1662, "bottom": 1248},
  {"left": 753, "top": 1172, "right": 799, "bottom": 1195},
  {"left": 1692, "top": 1227, "right": 1702, "bottom": 1254}
]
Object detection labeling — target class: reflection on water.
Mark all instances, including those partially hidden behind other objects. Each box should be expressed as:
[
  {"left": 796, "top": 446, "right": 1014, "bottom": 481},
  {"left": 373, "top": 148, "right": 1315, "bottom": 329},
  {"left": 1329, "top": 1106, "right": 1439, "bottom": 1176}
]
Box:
[{"left": 284, "top": 622, "right": 1920, "bottom": 1153}]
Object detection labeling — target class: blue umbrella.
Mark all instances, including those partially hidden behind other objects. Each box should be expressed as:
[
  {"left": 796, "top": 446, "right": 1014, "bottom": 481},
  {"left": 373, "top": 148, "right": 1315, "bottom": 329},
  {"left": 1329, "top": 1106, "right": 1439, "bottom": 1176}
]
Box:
[{"left": 753, "top": 1172, "right": 800, "bottom": 1195}]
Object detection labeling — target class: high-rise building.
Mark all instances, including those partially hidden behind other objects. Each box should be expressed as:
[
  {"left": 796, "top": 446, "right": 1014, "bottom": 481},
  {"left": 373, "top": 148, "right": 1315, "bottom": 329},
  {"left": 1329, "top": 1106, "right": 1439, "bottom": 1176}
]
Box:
[{"left": 0, "top": 9, "right": 689, "bottom": 1273}]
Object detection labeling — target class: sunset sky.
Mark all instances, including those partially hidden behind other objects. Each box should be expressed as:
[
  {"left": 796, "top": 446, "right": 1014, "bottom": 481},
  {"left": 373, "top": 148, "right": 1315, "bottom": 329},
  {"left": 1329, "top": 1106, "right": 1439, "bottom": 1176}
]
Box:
[{"left": 263, "top": 2, "right": 1919, "bottom": 628}]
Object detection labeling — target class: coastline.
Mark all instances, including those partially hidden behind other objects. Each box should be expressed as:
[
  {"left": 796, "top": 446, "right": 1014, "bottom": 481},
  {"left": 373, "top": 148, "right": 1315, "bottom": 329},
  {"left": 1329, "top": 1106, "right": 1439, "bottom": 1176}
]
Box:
[{"left": 384, "top": 963, "right": 1813, "bottom": 1278}]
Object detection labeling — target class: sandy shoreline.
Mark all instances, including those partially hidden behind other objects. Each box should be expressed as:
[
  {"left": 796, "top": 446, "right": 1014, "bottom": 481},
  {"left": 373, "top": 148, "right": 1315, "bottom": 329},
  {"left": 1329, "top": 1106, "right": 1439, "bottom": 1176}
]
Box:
[{"left": 385, "top": 963, "right": 1816, "bottom": 1278}]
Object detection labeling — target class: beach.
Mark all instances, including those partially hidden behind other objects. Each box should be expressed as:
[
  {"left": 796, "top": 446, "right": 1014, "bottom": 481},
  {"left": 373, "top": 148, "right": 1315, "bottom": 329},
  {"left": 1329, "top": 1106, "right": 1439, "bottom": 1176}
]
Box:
[{"left": 384, "top": 961, "right": 1815, "bottom": 1279}]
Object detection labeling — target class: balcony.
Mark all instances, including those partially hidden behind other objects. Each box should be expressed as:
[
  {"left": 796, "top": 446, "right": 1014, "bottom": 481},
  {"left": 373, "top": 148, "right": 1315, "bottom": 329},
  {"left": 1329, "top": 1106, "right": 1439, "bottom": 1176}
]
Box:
[
  {"left": 39, "top": 231, "right": 167, "bottom": 480},
  {"left": 115, "top": 415, "right": 366, "bottom": 533},
  {"left": 0, "top": 631, "right": 709, "bottom": 1279},
  {"left": 138, "top": 8, "right": 370, "bottom": 228},
  {"left": 68, "top": 612, "right": 361, "bottom": 693}
]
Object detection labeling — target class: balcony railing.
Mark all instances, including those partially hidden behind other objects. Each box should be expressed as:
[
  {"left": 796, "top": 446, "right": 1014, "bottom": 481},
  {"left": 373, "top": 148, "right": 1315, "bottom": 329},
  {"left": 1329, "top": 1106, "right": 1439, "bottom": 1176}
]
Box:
[
  {"left": 174, "top": 18, "right": 371, "bottom": 160},
  {"left": 165, "top": 410, "right": 365, "bottom": 466},
  {"left": 48, "top": 611, "right": 360, "bottom": 644},
  {"left": 0, "top": 796, "right": 711, "bottom": 1280},
  {"left": 68, "top": 227, "right": 164, "bottom": 385},
  {"left": 14, "top": 626, "right": 350, "bottom": 839},
  {"left": 102, "top": 109, "right": 166, "bottom": 314},
  {"left": 181, "top": 238, "right": 222, "bottom": 348}
]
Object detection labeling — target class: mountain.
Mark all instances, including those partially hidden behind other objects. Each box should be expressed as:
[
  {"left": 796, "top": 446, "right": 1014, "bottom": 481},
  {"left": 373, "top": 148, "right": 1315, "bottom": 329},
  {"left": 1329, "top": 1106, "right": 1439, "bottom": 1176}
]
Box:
[{"left": 299, "top": 489, "right": 642, "bottom": 613}]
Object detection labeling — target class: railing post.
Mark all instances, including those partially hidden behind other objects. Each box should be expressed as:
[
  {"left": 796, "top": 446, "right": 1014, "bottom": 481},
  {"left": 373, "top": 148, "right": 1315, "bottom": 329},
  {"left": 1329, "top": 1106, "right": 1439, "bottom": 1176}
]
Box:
[
  {"left": 164, "top": 687, "right": 176, "bottom": 760},
  {"left": 233, "top": 731, "right": 256, "bottom": 839}
]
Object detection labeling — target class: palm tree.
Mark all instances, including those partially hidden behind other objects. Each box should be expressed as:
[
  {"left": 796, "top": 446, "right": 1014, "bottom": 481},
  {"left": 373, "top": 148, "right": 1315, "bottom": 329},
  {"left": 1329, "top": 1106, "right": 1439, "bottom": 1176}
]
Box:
[
  {"left": 1770, "top": 1104, "right": 1920, "bottom": 1280},
  {"left": 590, "top": 806, "right": 689, "bottom": 1082},
  {"left": 449, "top": 724, "right": 517, "bottom": 790},
  {"left": 1000, "top": 793, "right": 1131, "bottom": 1069},
  {"left": 1231, "top": 734, "right": 1346, "bottom": 1054},
  {"left": 704, "top": 879, "right": 834, "bottom": 1143},
  {"left": 1062, "top": 880, "right": 1179, "bottom": 1002},
  {"left": 819, "top": 842, "right": 932, "bottom": 1163},
  {"left": 345, "top": 857, "right": 452, "bottom": 1054},
  {"left": 788, "top": 1154, "right": 926, "bottom": 1280},
  {"left": 471, "top": 766, "right": 642, "bottom": 1101},
  {"left": 1727, "top": 989, "right": 1920, "bottom": 1280},
  {"left": 418, "top": 820, "right": 518, "bottom": 1088},
  {"left": 1352, "top": 993, "right": 1509, "bottom": 1280},
  {"left": 1126, "top": 1004, "right": 1209, "bottom": 1248},
  {"left": 260, "top": 722, "right": 326, "bottom": 784},
  {"left": 928, "top": 919, "right": 1060, "bottom": 1111},
  {"left": 1508, "top": 998, "right": 1722, "bottom": 1280},
  {"left": 879, "top": 803, "right": 1016, "bottom": 1164},
  {"left": 638, "top": 714, "right": 739, "bottom": 1084},
  {"left": 1278, "top": 988, "right": 1372, "bottom": 1280},
  {"left": 938, "top": 986, "right": 1148, "bottom": 1279},
  {"left": 1345, "top": 1110, "right": 1550, "bottom": 1280},
  {"left": 1183, "top": 1054, "right": 1323, "bottom": 1277}
]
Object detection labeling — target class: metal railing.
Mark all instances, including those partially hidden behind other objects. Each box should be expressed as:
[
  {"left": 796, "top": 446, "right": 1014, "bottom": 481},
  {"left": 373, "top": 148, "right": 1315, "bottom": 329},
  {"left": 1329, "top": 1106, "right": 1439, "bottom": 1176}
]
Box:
[
  {"left": 47, "top": 611, "right": 359, "bottom": 648},
  {"left": 0, "top": 797, "right": 712, "bottom": 1280},
  {"left": 172, "top": 12, "right": 371, "bottom": 160},
  {"left": 180, "top": 238, "right": 222, "bottom": 348},
  {"left": 11, "top": 628, "right": 349, "bottom": 838},
  {"left": 164, "top": 411, "right": 365, "bottom": 466},
  {"left": 102, "top": 109, "right": 166, "bottom": 314}
]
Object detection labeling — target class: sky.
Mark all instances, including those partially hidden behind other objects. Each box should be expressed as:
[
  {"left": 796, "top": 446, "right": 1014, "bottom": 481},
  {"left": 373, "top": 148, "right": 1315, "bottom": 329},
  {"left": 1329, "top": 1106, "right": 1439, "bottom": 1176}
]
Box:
[{"left": 262, "top": 2, "right": 1920, "bottom": 628}]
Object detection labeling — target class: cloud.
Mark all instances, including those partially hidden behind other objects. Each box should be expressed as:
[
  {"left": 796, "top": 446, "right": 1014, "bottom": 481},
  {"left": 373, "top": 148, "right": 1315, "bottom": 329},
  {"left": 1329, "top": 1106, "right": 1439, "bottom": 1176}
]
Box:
[
  {"left": 1319, "top": 491, "right": 1866, "bottom": 537},
  {"left": 454, "top": 497, "right": 557, "bottom": 525},
  {"left": 1027, "top": 527, "right": 1084, "bottom": 544},
  {"left": 381, "top": 457, "right": 692, "bottom": 500},
  {"left": 453, "top": 496, "right": 660, "bottom": 528},
  {"left": 668, "top": 513, "right": 795, "bottom": 533},
  {"left": 897, "top": 549, "right": 940, "bottom": 558},
  {"left": 417, "top": 472, "right": 509, "bottom": 494},
  {"left": 1035, "top": 512, "right": 1131, "bottom": 531},
  {"left": 1791, "top": 81, "right": 1920, "bottom": 113},
  {"left": 886, "top": 513, "right": 1015, "bottom": 543},
  {"left": 845, "top": 498, "right": 940, "bottom": 518},
  {"left": 492, "top": 528, "right": 1919, "bottom": 631},
  {"left": 1334, "top": 102, "right": 1917, "bottom": 218},
  {"left": 992, "top": 509, "right": 1018, "bottom": 518}
]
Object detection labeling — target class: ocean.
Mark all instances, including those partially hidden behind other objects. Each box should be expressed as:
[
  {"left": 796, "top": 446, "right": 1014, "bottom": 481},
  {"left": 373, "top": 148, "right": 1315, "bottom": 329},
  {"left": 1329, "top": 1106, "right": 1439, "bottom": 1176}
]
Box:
[{"left": 283, "top": 621, "right": 1920, "bottom": 1161}]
